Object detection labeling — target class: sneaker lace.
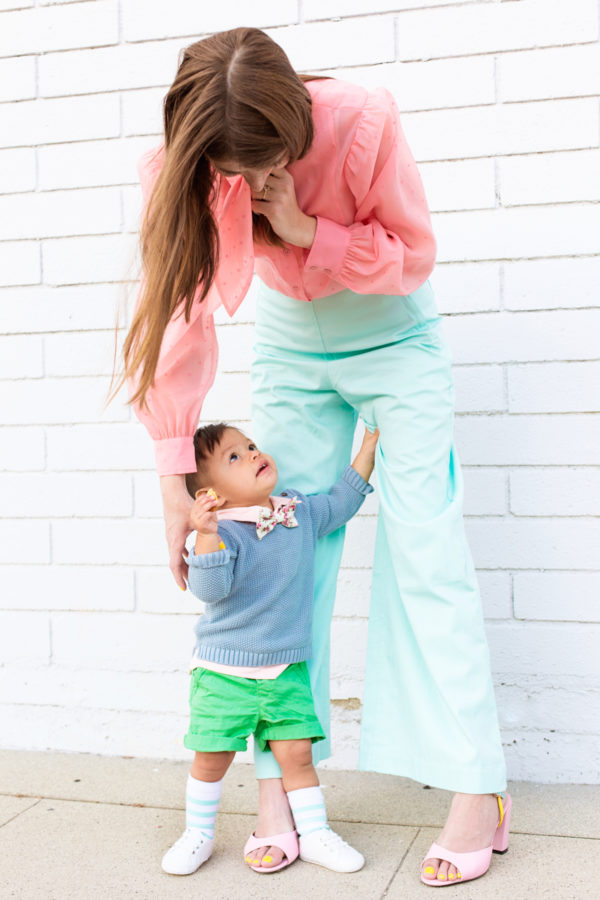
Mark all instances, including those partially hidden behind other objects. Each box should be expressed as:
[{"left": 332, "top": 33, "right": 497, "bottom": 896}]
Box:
[
  {"left": 318, "top": 826, "right": 347, "bottom": 849},
  {"left": 177, "top": 828, "right": 207, "bottom": 847}
]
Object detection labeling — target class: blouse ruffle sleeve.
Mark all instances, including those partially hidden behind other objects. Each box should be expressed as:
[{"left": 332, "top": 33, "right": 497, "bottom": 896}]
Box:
[
  {"left": 130, "top": 147, "right": 254, "bottom": 476},
  {"left": 305, "top": 88, "right": 436, "bottom": 295}
]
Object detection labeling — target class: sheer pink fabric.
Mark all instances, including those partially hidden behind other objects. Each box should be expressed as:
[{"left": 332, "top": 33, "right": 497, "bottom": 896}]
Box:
[{"left": 132, "top": 80, "right": 436, "bottom": 475}]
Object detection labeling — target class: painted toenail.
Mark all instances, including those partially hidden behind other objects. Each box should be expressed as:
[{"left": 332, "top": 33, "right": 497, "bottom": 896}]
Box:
[
  {"left": 263, "top": 855, "right": 272, "bottom": 863},
  {"left": 424, "top": 866, "right": 435, "bottom": 875},
  {"left": 252, "top": 858, "right": 260, "bottom": 865},
  {"left": 245, "top": 855, "right": 252, "bottom": 863},
  {"left": 448, "top": 873, "right": 455, "bottom": 879},
  {"left": 438, "top": 874, "right": 446, "bottom": 880},
  {"left": 458, "top": 873, "right": 462, "bottom": 879}
]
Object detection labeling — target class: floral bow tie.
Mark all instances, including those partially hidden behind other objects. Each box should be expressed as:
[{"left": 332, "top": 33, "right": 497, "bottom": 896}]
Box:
[{"left": 256, "top": 498, "right": 299, "bottom": 540}]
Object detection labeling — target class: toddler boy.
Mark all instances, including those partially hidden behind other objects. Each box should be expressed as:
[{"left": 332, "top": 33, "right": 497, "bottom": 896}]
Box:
[{"left": 162, "top": 422, "right": 377, "bottom": 877}]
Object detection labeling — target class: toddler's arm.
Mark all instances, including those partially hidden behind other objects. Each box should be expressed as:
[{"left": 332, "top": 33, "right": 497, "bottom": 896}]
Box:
[
  {"left": 306, "top": 428, "right": 378, "bottom": 539},
  {"left": 187, "top": 492, "right": 236, "bottom": 602},
  {"left": 187, "top": 543, "right": 237, "bottom": 604},
  {"left": 351, "top": 427, "right": 378, "bottom": 484}
]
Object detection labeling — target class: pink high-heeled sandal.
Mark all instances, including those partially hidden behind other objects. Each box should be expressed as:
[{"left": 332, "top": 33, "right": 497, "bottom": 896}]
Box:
[
  {"left": 420, "top": 793, "right": 512, "bottom": 887},
  {"left": 244, "top": 829, "right": 299, "bottom": 873}
]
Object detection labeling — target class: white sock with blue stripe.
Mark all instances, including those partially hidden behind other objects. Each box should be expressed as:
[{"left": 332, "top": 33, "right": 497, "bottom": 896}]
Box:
[
  {"left": 186, "top": 774, "right": 222, "bottom": 840},
  {"left": 287, "top": 785, "right": 328, "bottom": 836}
]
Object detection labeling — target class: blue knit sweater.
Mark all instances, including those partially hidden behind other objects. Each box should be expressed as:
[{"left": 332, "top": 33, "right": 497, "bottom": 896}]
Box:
[{"left": 187, "top": 466, "right": 373, "bottom": 667}]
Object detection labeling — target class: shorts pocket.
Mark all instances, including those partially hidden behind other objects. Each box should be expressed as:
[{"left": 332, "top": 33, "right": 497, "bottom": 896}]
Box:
[{"left": 189, "top": 667, "right": 208, "bottom": 703}]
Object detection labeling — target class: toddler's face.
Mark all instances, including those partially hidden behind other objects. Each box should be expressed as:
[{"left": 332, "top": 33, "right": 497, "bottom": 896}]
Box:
[{"left": 199, "top": 428, "right": 278, "bottom": 508}]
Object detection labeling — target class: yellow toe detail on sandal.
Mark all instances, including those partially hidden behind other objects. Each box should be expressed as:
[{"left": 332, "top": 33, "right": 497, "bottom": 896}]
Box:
[
  {"left": 262, "top": 856, "right": 272, "bottom": 864},
  {"left": 448, "top": 873, "right": 455, "bottom": 880},
  {"left": 424, "top": 866, "right": 435, "bottom": 875},
  {"left": 438, "top": 874, "right": 447, "bottom": 880}
]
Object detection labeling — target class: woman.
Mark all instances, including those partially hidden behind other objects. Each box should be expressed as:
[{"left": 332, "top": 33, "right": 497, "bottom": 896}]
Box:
[{"left": 121, "top": 27, "right": 510, "bottom": 886}]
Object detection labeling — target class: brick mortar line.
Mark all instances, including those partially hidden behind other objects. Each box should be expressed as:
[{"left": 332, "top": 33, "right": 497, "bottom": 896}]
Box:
[
  {"left": 101, "top": 30, "right": 600, "bottom": 58},
  {"left": 13, "top": 312, "right": 600, "bottom": 326},
  {"left": 3, "top": 702, "right": 600, "bottom": 734},
  {"left": 117, "top": 0, "right": 122, "bottom": 46},
  {"left": 0, "top": 5, "right": 597, "bottom": 43},
  {"left": 3, "top": 89, "right": 599, "bottom": 110},
  {"left": 2, "top": 144, "right": 599, "bottom": 189},
  {"left": 2, "top": 33, "right": 596, "bottom": 63},
  {"left": 4, "top": 144, "right": 600, "bottom": 166},
  {"left": 1, "top": 562, "right": 598, "bottom": 569},
  {"left": 3, "top": 564, "right": 599, "bottom": 573},
  {"left": 0, "top": 612, "right": 600, "bottom": 624},
  {"left": 2, "top": 468, "right": 600, "bottom": 475}
]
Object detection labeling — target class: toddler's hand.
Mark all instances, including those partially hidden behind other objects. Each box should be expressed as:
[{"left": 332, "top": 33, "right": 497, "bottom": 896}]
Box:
[
  {"left": 360, "top": 427, "right": 379, "bottom": 458},
  {"left": 351, "top": 427, "right": 379, "bottom": 484},
  {"left": 190, "top": 491, "right": 226, "bottom": 536}
]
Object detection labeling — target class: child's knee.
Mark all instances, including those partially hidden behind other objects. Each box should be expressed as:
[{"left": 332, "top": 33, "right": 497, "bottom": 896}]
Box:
[
  {"left": 270, "top": 738, "right": 313, "bottom": 771},
  {"left": 191, "top": 750, "right": 234, "bottom": 781}
]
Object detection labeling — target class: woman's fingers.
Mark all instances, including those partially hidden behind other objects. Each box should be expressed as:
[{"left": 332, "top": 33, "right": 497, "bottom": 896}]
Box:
[
  {"left": 250, "top": 199, "right": 269, "bottom": 216},
  {"left": 170, "top": 547, "right": 188, "bottom": 590},
  {"left": 250, "top": 167, "right": 315, "bottom": 247},
  {"left": 251, "top": 168, "right": 290, "bottom": 202},
  {"left": 165, "top": 520, "right": 191, "bottom": 588},
  {"left": 267, "top": 166, "right": 290, "bottom": 181}
]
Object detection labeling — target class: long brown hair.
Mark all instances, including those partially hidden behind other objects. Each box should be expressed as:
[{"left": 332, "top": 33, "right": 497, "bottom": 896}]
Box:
[{"left": 119, "top": 27, "right": 315, "bottom": 409}]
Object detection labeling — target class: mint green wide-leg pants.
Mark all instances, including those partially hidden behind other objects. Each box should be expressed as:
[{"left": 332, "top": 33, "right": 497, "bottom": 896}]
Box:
[{"left": 250, "top": 280, "right": 506, "bottom": 794}]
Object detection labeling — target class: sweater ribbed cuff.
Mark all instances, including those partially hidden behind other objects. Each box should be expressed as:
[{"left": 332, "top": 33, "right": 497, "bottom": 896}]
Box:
[
  {"left": 187, "top": 548, "right": 230, "bottom": 568},
  {"left": 342, "top": 464, "right": 374, "bottom": 496}
]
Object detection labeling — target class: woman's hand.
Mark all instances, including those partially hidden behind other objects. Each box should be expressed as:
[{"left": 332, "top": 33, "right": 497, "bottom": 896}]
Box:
[
  {"left": 251, "top": 167, "right": 317, "bottom": 249},
  {"left": 159, "top": 474, "right": 194, "bottom": 589}
]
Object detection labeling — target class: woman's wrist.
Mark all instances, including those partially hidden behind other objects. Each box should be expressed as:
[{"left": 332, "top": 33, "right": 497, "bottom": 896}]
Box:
[
  {"left": 160, "top": 473, "right": 191, "bottom": 504},
  {"left": 293, "top": 213, "right": 317, "bottom": 249}
]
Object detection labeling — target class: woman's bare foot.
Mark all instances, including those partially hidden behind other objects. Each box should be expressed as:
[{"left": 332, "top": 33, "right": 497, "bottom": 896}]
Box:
[
  {"left": 245, "top": 778, "right": 295, "bottom": 869},
  {"left": 421, "top": 793, "right": 501, "bottom": 883}
]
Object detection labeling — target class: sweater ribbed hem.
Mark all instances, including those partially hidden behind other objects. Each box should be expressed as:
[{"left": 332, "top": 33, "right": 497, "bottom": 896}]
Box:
[{"left": 194, "top": 644, "right": 312, "bottom": 667}]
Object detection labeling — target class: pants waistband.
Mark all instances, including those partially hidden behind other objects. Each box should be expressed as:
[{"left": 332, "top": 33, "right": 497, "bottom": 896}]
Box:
[{"left": 254, "top": 279, "right": 440, "bottom": 356}]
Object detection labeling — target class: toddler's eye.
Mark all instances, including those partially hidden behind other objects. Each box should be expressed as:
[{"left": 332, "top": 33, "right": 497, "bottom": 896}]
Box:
[
  {"left": 229, "top": 452, "right": 239, "bottom": 462},
  {"left": 248, "top": 444, "right": 257, "bottom": 451}
]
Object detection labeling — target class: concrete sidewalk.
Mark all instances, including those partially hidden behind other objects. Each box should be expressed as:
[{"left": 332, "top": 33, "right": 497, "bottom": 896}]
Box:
[{"left": 0, "top": 751, "right": 598, "bottom": 899}]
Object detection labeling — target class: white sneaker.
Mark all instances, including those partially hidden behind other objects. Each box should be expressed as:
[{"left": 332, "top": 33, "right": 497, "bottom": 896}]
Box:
[
  {"left": 299, "top": 826, "right": 365, "bottom": 873},
  {"left": 161, "top": 827, "right": 214, "bottom": 875}
]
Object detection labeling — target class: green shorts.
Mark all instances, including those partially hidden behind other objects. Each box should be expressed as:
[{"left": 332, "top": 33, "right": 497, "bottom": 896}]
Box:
[{"left": 183, "top": 661, "right": 325, "bottom": 753}]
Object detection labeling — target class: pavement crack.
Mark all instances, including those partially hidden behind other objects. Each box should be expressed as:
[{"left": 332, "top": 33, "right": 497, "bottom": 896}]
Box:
[
  {"left": 381, "top": 825, "right": 421, "bottom": 897},
  {"left": 0, "top": 797, "right": 42, "bottom": 828}
]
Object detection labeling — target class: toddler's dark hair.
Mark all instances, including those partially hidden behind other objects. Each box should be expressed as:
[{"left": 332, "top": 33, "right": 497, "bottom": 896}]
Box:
[{"left": 185, "top": 422, "right": 230, "bottom": 498}]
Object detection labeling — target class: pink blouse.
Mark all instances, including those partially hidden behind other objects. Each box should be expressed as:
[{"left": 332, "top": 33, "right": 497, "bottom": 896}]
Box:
[{"left": 133, "top": 79, "right": 436, "bottom": 475}]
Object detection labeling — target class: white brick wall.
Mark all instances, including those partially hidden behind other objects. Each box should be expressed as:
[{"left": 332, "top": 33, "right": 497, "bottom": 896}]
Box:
[{"left": 1, "top": 1, "right": 598, "bottom": 785}]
